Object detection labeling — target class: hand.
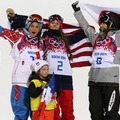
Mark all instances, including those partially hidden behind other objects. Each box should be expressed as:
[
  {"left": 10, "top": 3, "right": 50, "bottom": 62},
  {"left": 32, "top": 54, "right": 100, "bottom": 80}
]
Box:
[
  {"left": 71, "top": 1, "right": 80, "bottom": 12},
  {"left": 6, "top": 8, "right": 15, "bottom": 17},
  {"left": 53, "top": 92, "right": 57, "bottom": 98},
  {"left": 41, "top": 84, "right": 45, "bottom": 89}
]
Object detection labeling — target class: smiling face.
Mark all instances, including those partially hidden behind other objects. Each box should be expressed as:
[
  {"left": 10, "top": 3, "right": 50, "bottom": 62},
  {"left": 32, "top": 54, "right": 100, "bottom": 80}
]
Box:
[
  {"left": 49, "top": 20, "right": 61, "bottom": 30},
  {"left": 28, "top": 22, "right": 40, "bottom": 37},
  {"left": 39, "top": 65, "right": 49, "bottom": 79},
  {"left": 99, "top": 22, "right": 108, "bottom": 30},
  {"left": 99, "top": 22, "right": 109, "bottom": 40}
]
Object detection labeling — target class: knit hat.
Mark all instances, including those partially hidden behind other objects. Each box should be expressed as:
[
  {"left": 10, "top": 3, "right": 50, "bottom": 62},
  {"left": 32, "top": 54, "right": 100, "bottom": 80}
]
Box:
[
  {"left": 25, "top": 14, "right": 43, "bottom": 30},
  {"left": 33, "top": 60, "right": 49, "bottom": 72}
]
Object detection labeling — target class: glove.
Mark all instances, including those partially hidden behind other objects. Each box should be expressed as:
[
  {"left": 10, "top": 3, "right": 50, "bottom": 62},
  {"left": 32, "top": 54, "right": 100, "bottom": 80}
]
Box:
[
  {"left": 71, "top": 1, "right": 80, "bottom": 12},
  {"left": 6, "top": 8, "right": 15, "bottom": 17}
]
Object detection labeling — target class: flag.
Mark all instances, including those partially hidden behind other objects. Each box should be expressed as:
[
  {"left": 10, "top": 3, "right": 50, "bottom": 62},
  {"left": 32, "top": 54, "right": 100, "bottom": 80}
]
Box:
[
  {"left": 43, "top": 19, "right": 93, "bottom": 68},
  {"left": 39, "top": 73, "right": 55, "bottom": 119},
  {"left": 7, "top": 14, "right": 93, "bottom": 68},
  {"left": 67, "top": 2, "right": 120, "bottom": 68},
  {"left": 66, "top": 29, "right": 93, "bottom": 68},
  {"left": 79, "top": 2, "right": 120, "bottom": 24},
  {"left": 41, "top": 73, "right": 55, "bottom": 104},
  {"left": 44, "top": 19, "right": 93, "bottom": 68}
]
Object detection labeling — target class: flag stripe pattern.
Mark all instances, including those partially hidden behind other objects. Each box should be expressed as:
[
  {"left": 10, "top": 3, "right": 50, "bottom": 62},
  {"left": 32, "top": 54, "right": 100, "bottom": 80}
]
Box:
[
  {"left": 66, "top": 29, "right": 93, "bottom": 68},
  {"left": 7, "top": 15, "right": 93, "bottom": 68},
  {"left": 43, "top": 20, "right": 93, "bottom": 68}
]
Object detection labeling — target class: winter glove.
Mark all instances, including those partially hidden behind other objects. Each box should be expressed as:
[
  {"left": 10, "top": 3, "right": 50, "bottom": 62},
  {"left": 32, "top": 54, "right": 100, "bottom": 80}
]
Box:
[
  {"left": 72, "top": 1, "right": 80, "bottom": 12},
  {"left": 6, "top": 8, "right": 15, "bottom": 18}
]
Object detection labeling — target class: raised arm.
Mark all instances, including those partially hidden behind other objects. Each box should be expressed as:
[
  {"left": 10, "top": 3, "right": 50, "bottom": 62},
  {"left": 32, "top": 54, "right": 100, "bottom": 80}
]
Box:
[
  {"left": 71, "top": 1, "right": 96, "bottom": 44},
  {"left": 6, "top": 8, "right": 28, "bottom": 31},
  {"left": 0, "top": 25, "right": 24, "bottom": 45}
]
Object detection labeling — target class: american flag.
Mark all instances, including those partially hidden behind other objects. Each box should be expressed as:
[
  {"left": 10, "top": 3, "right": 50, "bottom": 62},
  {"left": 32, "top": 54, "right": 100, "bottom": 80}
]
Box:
[
  {"left": 66, "top": 28, "right": 93, "bottom": 68},
  {"left": 43, "top": 19, "right": 93, "bottom": 68},
  {"left": 7, "top": 15, "right": 93, "bottom": 68}
]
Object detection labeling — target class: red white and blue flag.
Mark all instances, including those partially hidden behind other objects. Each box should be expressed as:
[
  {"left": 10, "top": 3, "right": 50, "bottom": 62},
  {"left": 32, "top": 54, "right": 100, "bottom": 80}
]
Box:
[
  {"left": 45, "top": 18, "right": 93, "bottom": 68},
  {"left": 7, "top": 15, "right": 93, "bottom": 68},
  {"left": 66, "top": 29, "right": 93, "bottom": 68},
  {"left": 41, "top": 73, "right": 55, "bottom": 105},
  {"left": 43, "top": 19, "right": 93, "bottom": 68},
  {"left": 39, "top": 73, "right": 55, "bottom": 119}
]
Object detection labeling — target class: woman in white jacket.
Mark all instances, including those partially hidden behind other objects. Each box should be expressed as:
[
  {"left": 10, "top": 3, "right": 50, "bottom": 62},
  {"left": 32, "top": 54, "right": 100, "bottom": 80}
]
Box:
[{"left": 0, "top": 14, "right": 44, "bottom": 120}]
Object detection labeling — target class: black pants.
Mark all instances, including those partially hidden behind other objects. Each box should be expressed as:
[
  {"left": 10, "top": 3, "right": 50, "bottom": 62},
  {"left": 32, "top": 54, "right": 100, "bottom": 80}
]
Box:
[{"left": 89, "top": 86, "right": 120, "bottom": 120}]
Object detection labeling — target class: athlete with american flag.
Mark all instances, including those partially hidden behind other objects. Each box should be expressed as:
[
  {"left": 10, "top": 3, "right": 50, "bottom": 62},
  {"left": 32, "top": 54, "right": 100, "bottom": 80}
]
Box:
[{"left": 6, "top": 9, "right": 93, "bottom": 120}]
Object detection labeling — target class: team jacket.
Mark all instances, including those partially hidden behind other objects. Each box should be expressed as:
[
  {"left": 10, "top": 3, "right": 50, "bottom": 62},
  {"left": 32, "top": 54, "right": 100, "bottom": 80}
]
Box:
[
  {"left": 0, "top": 26, "right": 44, "bottom": 86},
  {"left": 74, "top": 10, "right": 120, "bottom": 86},
  {"left": 43, "top": 30, "right": 72, "bottom": 76},
  {"left": 29, "top": 79, "right": 56, "bottom": 111}
]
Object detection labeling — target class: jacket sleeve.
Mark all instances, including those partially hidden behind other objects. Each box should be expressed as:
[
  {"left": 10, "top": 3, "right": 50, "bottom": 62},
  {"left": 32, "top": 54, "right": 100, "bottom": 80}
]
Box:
[
  {"left": 73, "top": 10, "right": 97, "bottom": 45},
  {"left": 28, "top": 82, "right": 43, "bottom": 98},
  {"left": 0, "top": 25, "right": 23, "bottom": 44}
]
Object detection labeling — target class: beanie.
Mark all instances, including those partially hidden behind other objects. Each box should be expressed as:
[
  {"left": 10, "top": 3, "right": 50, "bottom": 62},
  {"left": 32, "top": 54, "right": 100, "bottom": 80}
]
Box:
[{"left": 33, "top": 60, "right": 49, "bottom": 72}]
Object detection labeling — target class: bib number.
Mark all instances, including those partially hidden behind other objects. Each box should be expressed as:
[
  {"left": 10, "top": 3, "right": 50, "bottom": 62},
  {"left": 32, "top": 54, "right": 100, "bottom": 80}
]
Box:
[
  {"left": 96, "top": 57, "right": 102, "bottom": 64},
  {"left": 57, "top": 61, "right": 63, "bottom": 71}
]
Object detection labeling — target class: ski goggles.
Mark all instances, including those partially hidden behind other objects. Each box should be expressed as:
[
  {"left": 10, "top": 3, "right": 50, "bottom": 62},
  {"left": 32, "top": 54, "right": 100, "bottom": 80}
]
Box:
[
  {"left": 49, "top": 14, "right": 63, "bottom": 22},
  {"left": 29, "top": 14, "right": 43, "bottom": 23},
  {"left": 100, "top": 14, "right": 110, "bottom": 23}
]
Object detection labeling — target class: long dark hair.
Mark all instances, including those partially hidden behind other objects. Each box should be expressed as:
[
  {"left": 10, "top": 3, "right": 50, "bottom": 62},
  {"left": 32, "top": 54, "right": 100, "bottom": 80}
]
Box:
[
  {"left": 28, "top": 71, "right": 40, "bottom": 82},
  {"left": 59, "top": 29, "right": 73, "bottom": 60},
  {"left": 28, "top": 70, "right": 50, "bottom": 83}
]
